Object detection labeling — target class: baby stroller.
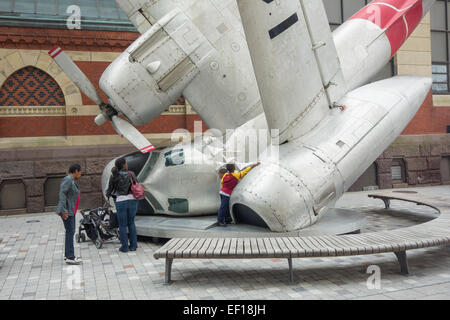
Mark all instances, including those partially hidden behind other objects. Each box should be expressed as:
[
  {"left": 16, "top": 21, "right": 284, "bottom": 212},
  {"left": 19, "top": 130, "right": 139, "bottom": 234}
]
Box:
[{"left": 76, "top": 204, "right": 119, "bottom": 249}]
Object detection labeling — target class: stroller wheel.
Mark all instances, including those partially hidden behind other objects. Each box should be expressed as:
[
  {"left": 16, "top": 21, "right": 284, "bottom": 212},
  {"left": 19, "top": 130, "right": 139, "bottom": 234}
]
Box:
[
  {"left": 80, "top": 233, "right": 86, "bottom": 242},
  {"left": 95, "top": 238, "right": 103, "bottom": 249},
  {"left": 75, "top": 234, "right": 81, "bottom": 243}
]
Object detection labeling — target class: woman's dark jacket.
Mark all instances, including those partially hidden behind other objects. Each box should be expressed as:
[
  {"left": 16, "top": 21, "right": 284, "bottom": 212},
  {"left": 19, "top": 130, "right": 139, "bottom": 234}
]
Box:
[{"left": 106, "top": 170, "right": 137, "bottom": 198}]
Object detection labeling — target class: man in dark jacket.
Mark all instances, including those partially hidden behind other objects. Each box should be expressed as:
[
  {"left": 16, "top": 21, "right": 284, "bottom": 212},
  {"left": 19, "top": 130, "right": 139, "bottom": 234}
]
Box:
[{"left": 56, "top": 164, "right": 83, "bottom": 265}]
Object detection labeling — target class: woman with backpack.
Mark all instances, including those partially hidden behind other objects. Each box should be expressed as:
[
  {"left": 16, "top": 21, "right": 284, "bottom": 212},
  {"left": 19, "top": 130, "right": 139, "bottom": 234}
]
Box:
[{"left": 106, "top": 157, "right": 140, "bottom": 253}]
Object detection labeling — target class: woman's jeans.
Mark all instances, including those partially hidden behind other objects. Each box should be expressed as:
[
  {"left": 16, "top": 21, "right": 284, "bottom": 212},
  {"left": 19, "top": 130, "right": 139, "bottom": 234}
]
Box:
[
  {"left": 115, "top": 200, "right": 138, "bottom": 251},
  {"left": 61, "top": 215, "right": 76, "bottom": 259},
  {"left": 217, "top": 194, "right": 232, "bottom": 224}
]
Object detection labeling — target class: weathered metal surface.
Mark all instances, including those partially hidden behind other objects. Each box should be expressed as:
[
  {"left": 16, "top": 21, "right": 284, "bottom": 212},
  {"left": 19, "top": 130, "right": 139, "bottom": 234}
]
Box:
[{"left": 98, "top": 1, "right": 436, "bottom": 233}]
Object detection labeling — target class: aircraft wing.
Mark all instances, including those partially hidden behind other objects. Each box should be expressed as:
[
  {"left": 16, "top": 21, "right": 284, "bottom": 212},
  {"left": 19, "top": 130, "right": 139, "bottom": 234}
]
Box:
[
  {"left": 236, "top": 0, "right": 347, "bottom": 144},
  {"left": 115, "top": 0, "right": 264, "bottom": 133}
]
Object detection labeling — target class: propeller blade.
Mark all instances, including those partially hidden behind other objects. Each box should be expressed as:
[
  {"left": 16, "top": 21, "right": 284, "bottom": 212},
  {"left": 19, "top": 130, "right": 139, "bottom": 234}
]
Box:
[
  {"left": 111, "top": 116, "right": 156, "bottom": 154},
  {"left": 48, "top": 46, "right": 104, "bottom": 106}
]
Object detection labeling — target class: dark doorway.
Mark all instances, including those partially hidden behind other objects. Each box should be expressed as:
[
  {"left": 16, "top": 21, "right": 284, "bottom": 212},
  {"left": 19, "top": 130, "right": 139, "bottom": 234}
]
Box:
[
  {"left": 44, "top": 176, "right": 64, "bottom": 207},
  {"left": 349, "top": 163, "right": 378, "bottom": 192}
]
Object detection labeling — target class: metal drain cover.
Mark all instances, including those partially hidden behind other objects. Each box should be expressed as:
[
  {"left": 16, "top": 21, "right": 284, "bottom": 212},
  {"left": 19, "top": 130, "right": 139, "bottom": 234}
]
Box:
[{"left": 26, "top": 220, "right": 40, "bottom": 223}]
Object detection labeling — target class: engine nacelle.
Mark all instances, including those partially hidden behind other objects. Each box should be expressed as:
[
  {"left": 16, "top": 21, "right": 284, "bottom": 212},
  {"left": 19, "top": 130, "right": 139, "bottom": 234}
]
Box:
[{"left": 99, "top": 8, "right": 208, "bottom": 125}]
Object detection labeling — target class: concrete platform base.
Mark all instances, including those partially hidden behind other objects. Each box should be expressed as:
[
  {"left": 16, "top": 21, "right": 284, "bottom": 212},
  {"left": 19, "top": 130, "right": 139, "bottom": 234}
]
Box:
[{"left": 135, "top": 208, "right": 366, "bottom": 239}]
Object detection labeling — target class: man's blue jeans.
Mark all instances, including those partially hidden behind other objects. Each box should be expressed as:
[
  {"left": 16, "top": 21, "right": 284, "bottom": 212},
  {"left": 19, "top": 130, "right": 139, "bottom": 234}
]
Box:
[
  {"left": 62, "top": 215, "right": 76, "bottom": 259},
  {"left": 217, "top": 194, "right": 232, "bottom": 224},
  {"left": 115, "top": 200, "right": 138, "bottom": 251}
]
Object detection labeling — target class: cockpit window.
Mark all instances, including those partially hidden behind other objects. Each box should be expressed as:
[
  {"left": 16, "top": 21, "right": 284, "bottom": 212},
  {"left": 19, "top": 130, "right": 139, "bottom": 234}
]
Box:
[
  {"left": 164, "top": 149, "right": 184, "bottom": 167},
  {"left": 168, "top": 198, "right": 189, "bottom": 213},
  {"left": 137, "top": 152, "right": 160, "bottom": 181}
]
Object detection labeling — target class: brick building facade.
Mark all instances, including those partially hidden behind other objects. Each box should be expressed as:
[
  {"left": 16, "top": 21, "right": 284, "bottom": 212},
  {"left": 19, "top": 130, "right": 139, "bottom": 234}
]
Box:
[{"left": 0, "top": 1, "right": 450, "bottom": 215}]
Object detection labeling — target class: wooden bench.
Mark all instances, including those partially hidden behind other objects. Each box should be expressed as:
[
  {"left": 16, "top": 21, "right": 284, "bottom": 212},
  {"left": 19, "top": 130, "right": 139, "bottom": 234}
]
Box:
[{"left": 153, "top": 191, "right": 450, "bottom": 284}]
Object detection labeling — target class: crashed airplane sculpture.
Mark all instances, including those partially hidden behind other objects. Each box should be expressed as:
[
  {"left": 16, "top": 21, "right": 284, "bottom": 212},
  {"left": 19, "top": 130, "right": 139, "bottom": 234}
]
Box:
[{"left": 49, "top": 0, "right": 435, "bottom": 233}]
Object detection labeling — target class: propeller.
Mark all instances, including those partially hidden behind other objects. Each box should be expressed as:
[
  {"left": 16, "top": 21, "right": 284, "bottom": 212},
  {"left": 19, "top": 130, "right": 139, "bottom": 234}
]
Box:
[{"left": 48, "top": 46, "right": 155, "bottom": 154}]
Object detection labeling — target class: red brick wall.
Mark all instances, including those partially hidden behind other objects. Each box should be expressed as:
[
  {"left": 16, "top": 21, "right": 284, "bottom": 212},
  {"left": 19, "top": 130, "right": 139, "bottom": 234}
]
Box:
[
  {"left": 2, "top": 26, "right": 450, "bottom": 139},
  {"left": 0, "top": 116, "right": 66, "bottom": 137},
  {"left": 0, "top": 25, "right": 208, "bottom": 139},
  {"left": 0, "top": 26, "right": 138, "bottom": 52},
  {"left": 403, "top": 90, "right": 450, "bottom": 135},
  {"left": 75, "top": 61, "right": 111, "bottom": 105}
]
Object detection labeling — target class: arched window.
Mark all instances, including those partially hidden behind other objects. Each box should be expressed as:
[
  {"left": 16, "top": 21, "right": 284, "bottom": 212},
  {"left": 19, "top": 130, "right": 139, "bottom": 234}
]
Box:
[{"left": 0, "top": 66, "right": 65, "bottom": 106}]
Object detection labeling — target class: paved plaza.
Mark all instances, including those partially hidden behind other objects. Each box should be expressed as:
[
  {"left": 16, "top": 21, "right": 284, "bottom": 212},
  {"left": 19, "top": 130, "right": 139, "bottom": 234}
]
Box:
[{"left": 1, "top": 186, "right": 450, "bottom": 300}]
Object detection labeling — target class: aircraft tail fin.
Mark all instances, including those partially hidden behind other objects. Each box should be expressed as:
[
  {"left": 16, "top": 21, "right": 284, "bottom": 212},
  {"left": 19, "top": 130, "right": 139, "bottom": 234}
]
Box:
[
  {"left": 301, "top": 0, "right": 347, "bottom": 106},
  {"left": 237, "top": 0, "right": 347, "bottom": 143}
]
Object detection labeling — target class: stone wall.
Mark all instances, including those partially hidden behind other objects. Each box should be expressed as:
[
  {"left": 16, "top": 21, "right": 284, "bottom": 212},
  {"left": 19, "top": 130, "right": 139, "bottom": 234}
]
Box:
[
  {"left": 374, "top": 134, "right": 450, "bottom": 189},
  {"left": 1, "top": 134, "right": 449, "bottom": 215},
  {"left": 0, "top": 144, "right": 135, "bottom": 215}
]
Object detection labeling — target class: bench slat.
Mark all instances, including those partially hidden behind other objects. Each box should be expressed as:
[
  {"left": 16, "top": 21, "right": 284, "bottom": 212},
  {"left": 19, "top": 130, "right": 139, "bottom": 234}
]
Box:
[
  {"left": 291, "top": 237, "right": 314, "bottom": 257},
  {"left": 279, "top": 237, "right": 298, "bottom": 256},
  {"left": 269, "top": 238, "right": 284, "bottom": 258},
  {"left": 206, "top": 238, "right": 219, "bottom": 258},
  {"left": 183, "top": 238, "right": 201, "bottom": 258},
  {"left": 155, "top": 238, "right": 181, "bottom": 259},
  {"left": 167, "top": 238, "right": 188, "bottom": 258},
  {"left": 324, "top": 236, "right": 353, "bottom": 255},
  {"left": 243, "top": 238, "right": 252, "bottom": 257},
  {"left": 275, "top": 238, "right": 291, "bottom": 256},
  {"left": 319, "top": 236, "right": 346, "bottom": 255},
  {"left": 175, "top": 238, "right": 196, "bottom": 258},
  {"left": 355, "top": 233, "right": 391, "bottom": 253},
  {"left": 236, "top": 238, "right": 244, "bottom": 257},
  {"left": 221, "top": 238, "right": 232, "bottom": 257},
  {"left": 313, "top": 236, "right": 336, "bottom": 256},
  {"left": 256, "top": 238, "right": 268, "bottom": 257},
  {"left": 341, "top": 235, "right": 374, "bottom": 254},
  {"left": 302, "top": 237, "right": 323, "bottom": 256},
  {"left": 284, "top": 237, "right": 307, "bottom": 257},
  {"left": 189, "top": 238, "right": 207, "bottom": 258},
  {"left": 263, "top": 238, "right": 275, "bottom": 256},
  {"left": 250, "top": 238, "right": 260, "bottom": 257},
  {"left": 214, "top": 238, "right": 226, "bottom": 256},
  {"left": 229, "top": 238, "right": 238, "bottom": 258},
  {"left": 197, "top": 238, "right": 213, "bottom": 258}
]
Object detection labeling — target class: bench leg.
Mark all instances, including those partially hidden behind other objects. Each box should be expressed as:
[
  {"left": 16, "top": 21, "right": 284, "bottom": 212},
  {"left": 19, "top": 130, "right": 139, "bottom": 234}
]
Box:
[
  {"left": 288, "top": 258, "right": 294, "bottom": 285},
  {"left": 394, "top": 251, "right": 409, "bottom": 275},
  {"left": 382, "top": 198, "right": 391, "bottom": 209},
  {"left": 165, "top": 258, "right": 173, "bottom": 285}
]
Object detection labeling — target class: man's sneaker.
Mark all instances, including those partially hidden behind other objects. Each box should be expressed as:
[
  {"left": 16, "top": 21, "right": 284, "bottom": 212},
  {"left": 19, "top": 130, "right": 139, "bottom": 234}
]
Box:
[
  {"left": 64, "top": 257, "right": 82, "bottom": 265},
  {"left": 218, "top": 222, "right": 227, "bottom": 227}
]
